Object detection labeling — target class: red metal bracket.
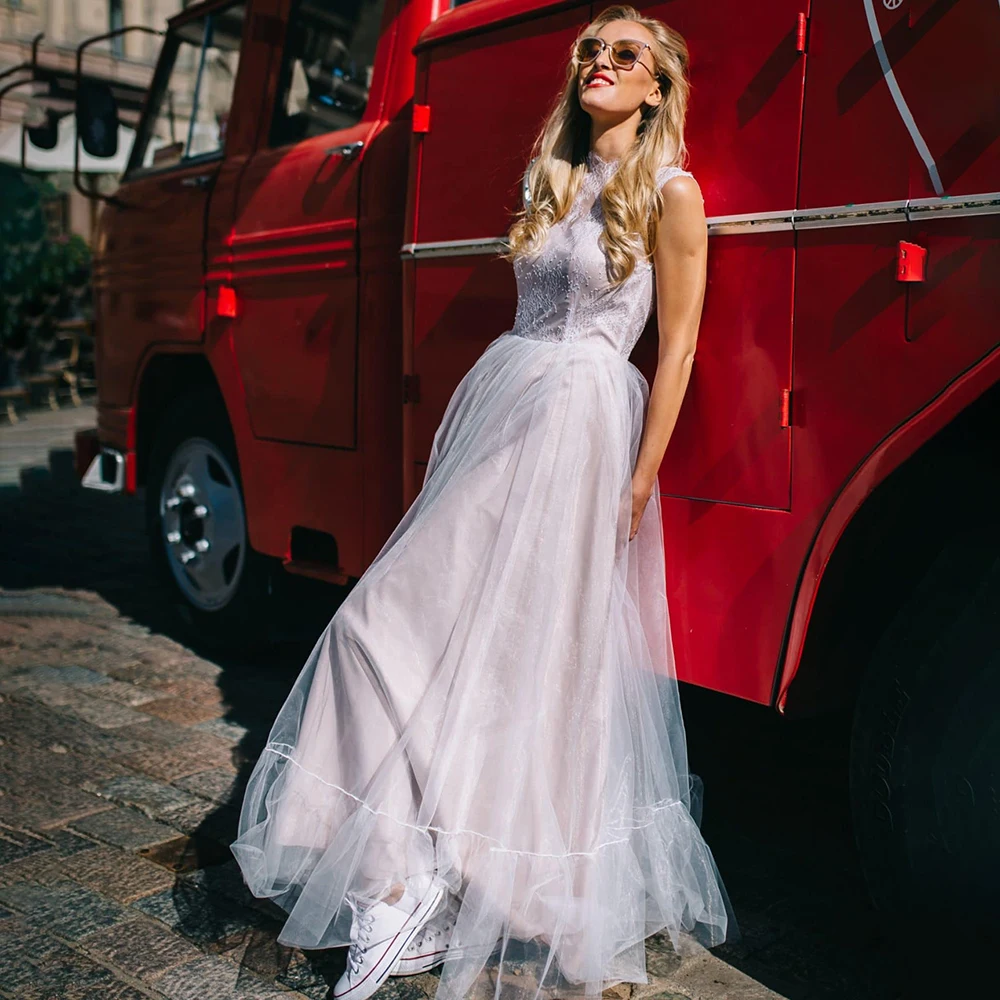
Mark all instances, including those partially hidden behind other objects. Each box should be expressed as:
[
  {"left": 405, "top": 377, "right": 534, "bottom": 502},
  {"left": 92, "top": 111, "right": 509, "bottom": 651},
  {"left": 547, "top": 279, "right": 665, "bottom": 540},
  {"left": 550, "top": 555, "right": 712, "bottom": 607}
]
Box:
[
  {"left": 413, "top": 104, "right": 431, "bottom": 133},
  {"left": 796, "top": 13, "right": 808, "bottom": 53},
  {"left": 217, "top": 286, "right": 238, "bottom": 318},
  {"left": 896, "top": 241, "right": 927, "bottom": 282}
]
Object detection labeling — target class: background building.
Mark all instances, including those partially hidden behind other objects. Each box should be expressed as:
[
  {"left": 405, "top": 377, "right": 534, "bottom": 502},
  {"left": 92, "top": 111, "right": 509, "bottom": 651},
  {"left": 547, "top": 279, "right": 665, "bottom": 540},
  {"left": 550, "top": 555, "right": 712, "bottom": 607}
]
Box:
[{"left": 0, "top": 0, "right": 183, "bottom": 242}]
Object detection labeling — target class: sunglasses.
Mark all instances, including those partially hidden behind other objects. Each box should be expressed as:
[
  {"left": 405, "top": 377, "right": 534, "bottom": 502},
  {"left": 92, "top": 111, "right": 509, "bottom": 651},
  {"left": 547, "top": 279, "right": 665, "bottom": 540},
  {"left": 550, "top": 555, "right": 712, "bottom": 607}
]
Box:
[{"left": 575, "top": 36, "right": 654, "bottom": 76}]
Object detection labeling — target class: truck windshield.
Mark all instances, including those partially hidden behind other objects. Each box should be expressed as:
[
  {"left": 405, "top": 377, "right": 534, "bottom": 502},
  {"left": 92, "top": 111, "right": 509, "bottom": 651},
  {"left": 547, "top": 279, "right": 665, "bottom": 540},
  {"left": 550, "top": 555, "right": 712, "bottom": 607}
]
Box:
[{"left": 130, "top": 2, "right": 246, "bottom": 172}]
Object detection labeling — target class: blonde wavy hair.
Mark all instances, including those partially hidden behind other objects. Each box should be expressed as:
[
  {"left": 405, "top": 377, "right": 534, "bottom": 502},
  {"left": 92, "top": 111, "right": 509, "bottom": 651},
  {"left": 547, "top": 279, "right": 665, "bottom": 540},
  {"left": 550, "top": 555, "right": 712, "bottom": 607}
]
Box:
[{"left": 501, "top": 4, "right": 691, "bottom": 287}]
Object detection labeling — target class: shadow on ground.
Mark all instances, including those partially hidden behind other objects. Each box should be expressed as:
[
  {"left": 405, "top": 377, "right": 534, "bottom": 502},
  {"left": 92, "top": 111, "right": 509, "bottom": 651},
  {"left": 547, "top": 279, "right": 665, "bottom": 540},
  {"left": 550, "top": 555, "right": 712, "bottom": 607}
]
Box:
[{"left": 0, "top": 426, "right": 917, "bottom": 1000}]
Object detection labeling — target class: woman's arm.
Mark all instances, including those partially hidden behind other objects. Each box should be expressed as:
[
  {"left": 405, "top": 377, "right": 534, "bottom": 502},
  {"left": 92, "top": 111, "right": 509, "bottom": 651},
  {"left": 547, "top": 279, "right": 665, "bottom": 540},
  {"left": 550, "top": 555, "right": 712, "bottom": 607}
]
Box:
[{"left": 629, "top": 174, "right": 708, "bottom": 540}]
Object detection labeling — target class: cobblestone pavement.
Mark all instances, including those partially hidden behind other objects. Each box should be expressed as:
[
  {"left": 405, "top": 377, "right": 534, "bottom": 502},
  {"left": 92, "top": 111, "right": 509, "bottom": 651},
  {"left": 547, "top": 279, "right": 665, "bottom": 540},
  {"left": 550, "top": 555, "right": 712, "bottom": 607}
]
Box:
[{"left": 0, "top": 405, "right": 911, "bottom": 1000}]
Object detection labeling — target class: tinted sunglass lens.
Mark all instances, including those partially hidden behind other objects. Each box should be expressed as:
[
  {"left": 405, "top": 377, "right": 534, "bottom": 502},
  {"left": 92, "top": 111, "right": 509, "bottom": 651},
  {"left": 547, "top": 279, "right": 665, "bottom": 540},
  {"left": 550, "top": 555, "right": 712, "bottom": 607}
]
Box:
[
  {"left": 612, "top": 42, "right": 641, "bottom": 65},
  {"left": 577, "top": 38, "right": 603, "bottom": 62}
]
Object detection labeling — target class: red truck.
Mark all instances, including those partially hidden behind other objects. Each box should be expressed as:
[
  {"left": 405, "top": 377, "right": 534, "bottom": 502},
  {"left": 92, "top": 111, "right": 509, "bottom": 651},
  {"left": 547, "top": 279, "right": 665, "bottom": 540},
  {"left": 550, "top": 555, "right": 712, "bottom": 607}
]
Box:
[{"left": 72, "top": 0, "right": 999, "bottom": 944}]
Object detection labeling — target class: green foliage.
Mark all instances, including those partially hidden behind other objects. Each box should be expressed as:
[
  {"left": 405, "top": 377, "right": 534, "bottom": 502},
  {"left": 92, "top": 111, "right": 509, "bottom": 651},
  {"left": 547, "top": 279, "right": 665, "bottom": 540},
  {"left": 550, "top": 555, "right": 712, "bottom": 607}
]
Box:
[{"left": 0, "top": 165, "right": 92, "bottom": 355}]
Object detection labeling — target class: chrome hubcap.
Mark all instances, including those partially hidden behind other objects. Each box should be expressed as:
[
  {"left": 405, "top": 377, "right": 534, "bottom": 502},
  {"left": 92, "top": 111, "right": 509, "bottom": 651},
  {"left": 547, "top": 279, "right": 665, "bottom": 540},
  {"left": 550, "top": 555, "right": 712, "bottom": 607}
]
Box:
[{"left": 160, "top": 438, "right": 246, "bottom": 611}]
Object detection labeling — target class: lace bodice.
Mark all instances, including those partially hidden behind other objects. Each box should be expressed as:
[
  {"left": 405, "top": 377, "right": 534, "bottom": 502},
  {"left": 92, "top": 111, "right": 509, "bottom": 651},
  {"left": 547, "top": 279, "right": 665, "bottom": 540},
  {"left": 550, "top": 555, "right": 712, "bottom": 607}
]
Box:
[{"left": 509, "top": 151, "right": 696, "bottom": 358}]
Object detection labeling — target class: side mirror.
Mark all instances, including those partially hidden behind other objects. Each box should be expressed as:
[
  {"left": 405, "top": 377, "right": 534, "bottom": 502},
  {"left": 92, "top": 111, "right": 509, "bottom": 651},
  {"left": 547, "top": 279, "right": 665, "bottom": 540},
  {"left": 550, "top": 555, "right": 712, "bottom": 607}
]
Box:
[
  {"left": 76, "top": 79, "right": 119, "bottom": 158},
  {"left": 26, "top": 109, "right": 60, "bottom": 151}
]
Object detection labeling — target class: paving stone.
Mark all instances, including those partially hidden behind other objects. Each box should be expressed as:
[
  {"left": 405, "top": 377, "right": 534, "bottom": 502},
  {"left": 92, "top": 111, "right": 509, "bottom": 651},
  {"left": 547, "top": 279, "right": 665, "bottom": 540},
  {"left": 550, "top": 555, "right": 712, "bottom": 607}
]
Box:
[
  {"left": 79, "top": 915, "right": 203, "bottom": 981},
  {"left": 0, "top": 828, "right": 52, "bottom": 865},
  {"left": 84, "top": 678, "right": 162, "bottom": 707},
  {"left": 18, "top": 682, "right": 79, "bottom": 708},
  {"left": 16, "top": 946, "right": 152, "bottom": 1000},
  {"left": 275, "top": 956, "right": 333, "bottom": 1000},
  {"left": 0, "top": 699, "right": 152, "bottom": 759},
  {"left": 24, "top": 665, "right": 111, "bottom": 686},
  {"left": 350, "top": 976, "right": 429, "bottom": 1000},
  {"left": 193, "top": 717, "right": 249, "bottom": 745},
  {"left": 145, "top": 675, "right": 226, "bottom": 704},
  {"left": 132, "top": 882, "right": 275, "bottom": 949},
  {"left": 153, "top": 950, "right": 307, "bottom": 999},
  {"left": 0, "top": 847, "right": 68, "bottom": 888},
  {"left": 180, "top": 858, "right": 258, "bottom": 909},
  {"left": 70, "top": 807, "right": 179, "bottom": 850},
  {"left": 0, "top": 783, "right": 113, "bottom": 831},
  {"left": 96, "top": 775, "right": 203, "bottom": 817},
  {"left": 2, "top": 738, "right": 132, "bottom": 792},
  {"left": 0, "top": 593, "right": 99, "bottom": 617},
  {"left": 117, "top": 740, "right": 235, "bottom": 781},
  {"left": 140, "top": 697, "right": 226, "bottom": 726},
  {"left": 0, "top": 914, "right": 70, "bottom": 964},
  {"left": 0, "top": 917, "right": 70, "bottom": 991},
  {"left": 68, "top": 845, "right": 175, "bottom": 903},
  {"left": 174, "top": 768, "right": 239, "bottom": 805},
  {"left": 39, "top": 828, "right": 100, "bottom": 856},
  {"left": 158, "top": 798, "right": 239, "bottom": 839},
  {"left": 151, "top": 953, "right": 243, "bottom": 999},
  {"left": 0, "top": 879, "right": 127, "bottom": 940},
  {"left": 114, "top": 716, "right": 194, "bottom": 749},
  {"left": 61, "top": 695, "right": 154, "bottom": 730}
]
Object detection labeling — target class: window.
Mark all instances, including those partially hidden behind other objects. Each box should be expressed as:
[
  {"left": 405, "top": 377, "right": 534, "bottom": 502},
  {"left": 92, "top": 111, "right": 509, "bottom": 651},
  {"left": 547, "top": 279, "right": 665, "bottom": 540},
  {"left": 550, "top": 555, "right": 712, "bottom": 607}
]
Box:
[
  {"left": 270, "top": 0, "right": 387, "bottom": 148},
  {"left": 130, "top": 4, "right": 246, "bottom": 172},
  {"left": 109, "top": 0, "right": 124, "bottom": 58}
]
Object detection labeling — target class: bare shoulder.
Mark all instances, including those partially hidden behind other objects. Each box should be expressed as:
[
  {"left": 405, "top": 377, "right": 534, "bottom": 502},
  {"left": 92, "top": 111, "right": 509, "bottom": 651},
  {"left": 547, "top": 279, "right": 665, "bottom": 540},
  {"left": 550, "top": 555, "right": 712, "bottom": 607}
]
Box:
[
  {"left": 655, "top": 171, "right": 706, "bottom": 255},
  {"left": 657, "top": 170, "right": 704, "bottom": 208}
]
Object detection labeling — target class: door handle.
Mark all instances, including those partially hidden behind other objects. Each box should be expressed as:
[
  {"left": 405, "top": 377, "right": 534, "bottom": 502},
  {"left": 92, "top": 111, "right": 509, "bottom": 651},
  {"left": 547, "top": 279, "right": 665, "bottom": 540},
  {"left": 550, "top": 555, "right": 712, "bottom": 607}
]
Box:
[
  {"left": 180, "top": 174, "right": 212, "bottom": 188},
  {"left": 325, "top": 140, "right": 364, "bottom": 159}
]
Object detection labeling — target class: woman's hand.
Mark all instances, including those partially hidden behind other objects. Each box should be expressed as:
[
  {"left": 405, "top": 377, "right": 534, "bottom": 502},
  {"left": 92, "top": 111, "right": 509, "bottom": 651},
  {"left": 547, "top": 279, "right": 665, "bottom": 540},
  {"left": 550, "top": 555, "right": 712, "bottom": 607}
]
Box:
[{"left": 629, "top": 472, "right": 656, "bottom": 541}]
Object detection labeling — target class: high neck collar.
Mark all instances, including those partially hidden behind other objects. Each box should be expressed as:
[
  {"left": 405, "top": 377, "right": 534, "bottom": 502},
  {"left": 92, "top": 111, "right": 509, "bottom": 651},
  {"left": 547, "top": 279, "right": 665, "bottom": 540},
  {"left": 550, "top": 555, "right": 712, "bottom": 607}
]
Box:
[{"left": 586, "top": 149, "right": 620, "bottom": 179}]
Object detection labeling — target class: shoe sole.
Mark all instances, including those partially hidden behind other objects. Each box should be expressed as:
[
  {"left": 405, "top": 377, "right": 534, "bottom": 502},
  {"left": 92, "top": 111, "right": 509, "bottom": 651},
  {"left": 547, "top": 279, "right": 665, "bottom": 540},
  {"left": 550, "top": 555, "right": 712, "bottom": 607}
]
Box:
[
  {"left": 333, "top": 882, "right": 446, "bottom": 999},
  {"left": 393, "top": 944, "right": 473, "bottom": 976}
]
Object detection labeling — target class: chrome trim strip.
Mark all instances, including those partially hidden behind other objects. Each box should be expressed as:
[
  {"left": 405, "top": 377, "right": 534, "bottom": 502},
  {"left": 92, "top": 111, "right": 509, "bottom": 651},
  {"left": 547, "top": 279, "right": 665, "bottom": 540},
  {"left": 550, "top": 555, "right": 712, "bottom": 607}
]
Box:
[{"left": 399, "top": 191, "right": 1000, "bottom": 258}]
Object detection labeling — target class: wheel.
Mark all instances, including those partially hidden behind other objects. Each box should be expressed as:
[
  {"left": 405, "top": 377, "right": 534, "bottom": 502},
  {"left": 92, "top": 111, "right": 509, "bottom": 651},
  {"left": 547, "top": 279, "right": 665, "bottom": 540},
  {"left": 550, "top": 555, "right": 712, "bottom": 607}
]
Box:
[
  {"left": 145, "top": 388, "right": 275, "bottom": 650},
  {"left": 849, "top": 526, "right": 1000, "bottom": 952}
]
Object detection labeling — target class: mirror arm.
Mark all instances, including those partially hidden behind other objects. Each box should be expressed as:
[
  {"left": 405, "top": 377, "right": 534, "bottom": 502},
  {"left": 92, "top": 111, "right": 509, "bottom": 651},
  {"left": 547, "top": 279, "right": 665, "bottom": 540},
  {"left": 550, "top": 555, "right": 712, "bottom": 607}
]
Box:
[
  {"left": 0, "top": 32, "right": 43, "bottom": 85},
  {"left": 0, "top": 78, "right": 37, "bottom": 172},
  {"left": 0, "top": 33, "right": 46, "bottom": 169},
  {"left": 74, "top": 25, "right": 164, "bottom": 205}
]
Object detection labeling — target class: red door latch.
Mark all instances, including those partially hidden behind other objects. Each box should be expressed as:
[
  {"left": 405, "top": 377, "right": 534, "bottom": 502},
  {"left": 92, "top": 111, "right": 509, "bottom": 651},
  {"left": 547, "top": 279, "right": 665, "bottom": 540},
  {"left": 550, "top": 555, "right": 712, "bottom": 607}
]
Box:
[{"left": 896, "top": 241, "right": 927, "bottom": 282}]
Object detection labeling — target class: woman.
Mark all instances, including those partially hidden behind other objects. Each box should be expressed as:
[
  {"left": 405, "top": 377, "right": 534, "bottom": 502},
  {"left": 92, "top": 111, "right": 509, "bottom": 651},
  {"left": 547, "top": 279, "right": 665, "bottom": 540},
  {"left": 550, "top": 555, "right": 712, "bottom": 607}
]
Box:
[{"left": 231, "top": 5, "right": 739, "bottom": 998}]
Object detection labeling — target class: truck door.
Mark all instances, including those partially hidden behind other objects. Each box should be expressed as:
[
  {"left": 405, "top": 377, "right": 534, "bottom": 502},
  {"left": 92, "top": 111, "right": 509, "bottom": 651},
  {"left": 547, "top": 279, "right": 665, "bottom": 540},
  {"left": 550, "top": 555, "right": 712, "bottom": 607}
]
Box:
[
  {"left": 406, "top": 0, "right": 806, "bottom": 511},
  {"left": 99, "top": 1, "right": 249, "bottom": 403},
  {"left": 219, "top": 0, "right": 393, "bottom": 449}
]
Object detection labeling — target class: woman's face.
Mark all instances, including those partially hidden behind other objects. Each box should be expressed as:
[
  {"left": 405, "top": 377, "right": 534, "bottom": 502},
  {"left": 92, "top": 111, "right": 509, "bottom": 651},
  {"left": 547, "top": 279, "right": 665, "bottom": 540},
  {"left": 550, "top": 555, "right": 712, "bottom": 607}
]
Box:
[{"left": 576, "top": 20, "right": 663, "bottom": 123}]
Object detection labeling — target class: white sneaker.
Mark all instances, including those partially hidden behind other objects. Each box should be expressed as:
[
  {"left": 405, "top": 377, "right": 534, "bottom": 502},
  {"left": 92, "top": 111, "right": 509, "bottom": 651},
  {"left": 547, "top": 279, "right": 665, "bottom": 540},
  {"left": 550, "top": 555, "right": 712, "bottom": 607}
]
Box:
[
  {"left": 333, "top": 874, "right": 445, "bottom": 1000},
  {"left": 391, "top": 895, "right": 460, "bottom": 976}
]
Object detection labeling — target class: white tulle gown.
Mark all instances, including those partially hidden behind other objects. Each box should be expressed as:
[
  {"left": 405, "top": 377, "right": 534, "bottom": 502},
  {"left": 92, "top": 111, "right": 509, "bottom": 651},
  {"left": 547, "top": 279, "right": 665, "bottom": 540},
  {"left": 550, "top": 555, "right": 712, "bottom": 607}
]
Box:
[{"left": 231, "top": 150, "right": 738, "bottom": 999}]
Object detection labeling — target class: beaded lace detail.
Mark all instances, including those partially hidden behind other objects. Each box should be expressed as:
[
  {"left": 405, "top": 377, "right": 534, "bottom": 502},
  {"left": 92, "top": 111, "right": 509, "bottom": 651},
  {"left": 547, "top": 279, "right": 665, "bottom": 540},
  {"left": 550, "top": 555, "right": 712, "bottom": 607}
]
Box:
[{"left": 509, "top": 153, "right": 695, "bottom": 358}]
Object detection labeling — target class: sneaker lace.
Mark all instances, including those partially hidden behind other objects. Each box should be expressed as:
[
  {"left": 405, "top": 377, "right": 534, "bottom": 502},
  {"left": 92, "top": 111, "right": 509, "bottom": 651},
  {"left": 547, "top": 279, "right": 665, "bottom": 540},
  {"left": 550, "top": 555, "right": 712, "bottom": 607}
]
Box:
[{"left": 346, "top": 897, "right": 377, "bottom": 976}]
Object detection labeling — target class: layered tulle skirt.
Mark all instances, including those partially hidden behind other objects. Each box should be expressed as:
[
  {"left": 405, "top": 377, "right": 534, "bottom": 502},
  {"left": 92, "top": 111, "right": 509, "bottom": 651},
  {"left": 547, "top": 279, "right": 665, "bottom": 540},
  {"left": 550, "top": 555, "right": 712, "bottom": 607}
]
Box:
[{"left": 231, "top": 331, "right": 737, "bottom": 999}]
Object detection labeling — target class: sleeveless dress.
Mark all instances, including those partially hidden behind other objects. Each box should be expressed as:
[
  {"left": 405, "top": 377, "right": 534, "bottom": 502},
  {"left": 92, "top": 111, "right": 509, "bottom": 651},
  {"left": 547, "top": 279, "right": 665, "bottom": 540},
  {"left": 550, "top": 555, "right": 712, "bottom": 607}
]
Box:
[{"left": 231, "top": 150, "right": 738, "bottom": 1000}]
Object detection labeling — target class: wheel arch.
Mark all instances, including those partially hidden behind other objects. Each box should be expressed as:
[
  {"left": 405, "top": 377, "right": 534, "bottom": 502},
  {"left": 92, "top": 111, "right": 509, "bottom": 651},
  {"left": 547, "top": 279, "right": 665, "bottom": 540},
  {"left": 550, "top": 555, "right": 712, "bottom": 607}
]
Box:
[{"left": 777, "top": 348, "right": 1000, "bottom": 718}]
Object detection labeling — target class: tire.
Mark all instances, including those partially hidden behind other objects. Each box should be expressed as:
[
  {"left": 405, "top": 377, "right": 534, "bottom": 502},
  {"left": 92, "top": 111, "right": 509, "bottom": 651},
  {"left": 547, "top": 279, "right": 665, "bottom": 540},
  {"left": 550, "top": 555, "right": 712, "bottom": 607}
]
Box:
[
  {"left": 848, "top": 525, "right": 1000, "bottom": 950},
  {"left": 145, "top": 388, "right": 275, "bottom": 651}
]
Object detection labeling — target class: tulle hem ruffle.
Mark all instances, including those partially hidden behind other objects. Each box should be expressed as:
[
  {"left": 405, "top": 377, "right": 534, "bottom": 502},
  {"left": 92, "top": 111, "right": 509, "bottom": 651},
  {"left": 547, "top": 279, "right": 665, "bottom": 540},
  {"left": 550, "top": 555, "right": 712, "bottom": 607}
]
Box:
[{"left": 230, "top": 330, "right": 740, "bottom": 999}]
